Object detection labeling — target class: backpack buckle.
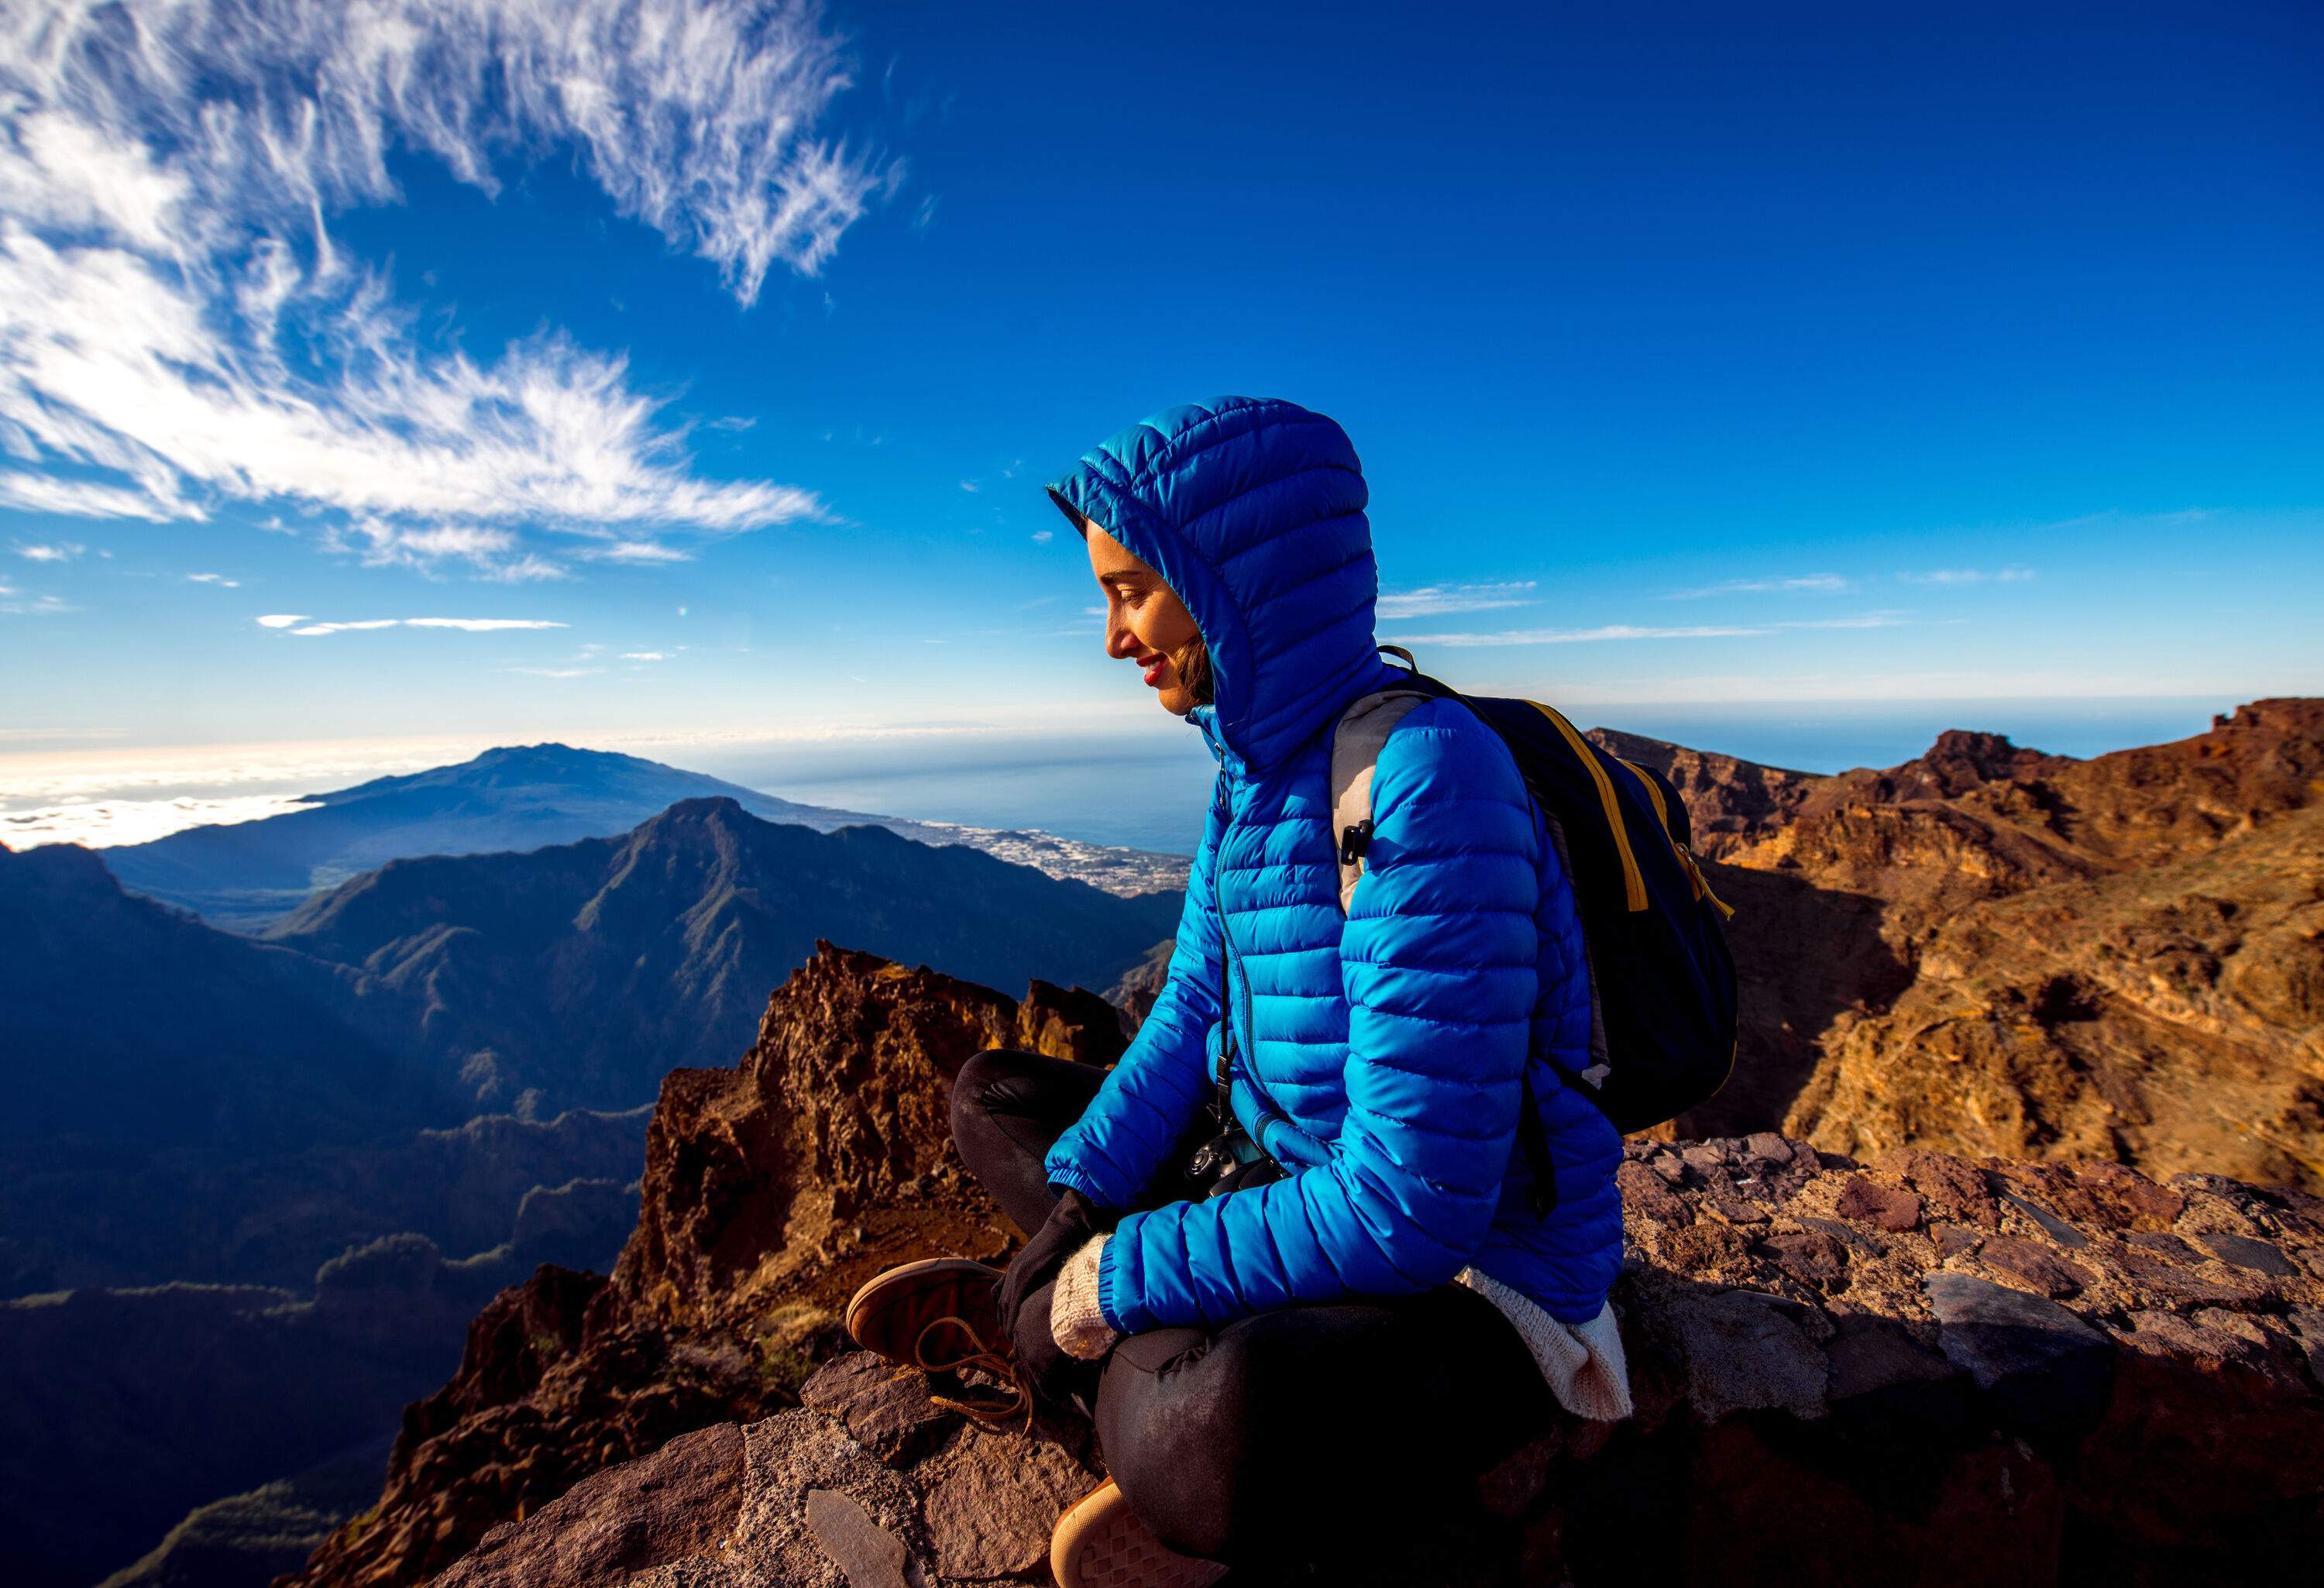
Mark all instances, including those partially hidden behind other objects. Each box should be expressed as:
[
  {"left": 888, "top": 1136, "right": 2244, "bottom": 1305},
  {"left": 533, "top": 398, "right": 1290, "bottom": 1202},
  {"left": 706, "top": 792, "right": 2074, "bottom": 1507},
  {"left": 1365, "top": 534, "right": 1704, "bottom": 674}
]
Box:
[{"left": 1338, "top": 818, "right": 1373, "bottom": 867}]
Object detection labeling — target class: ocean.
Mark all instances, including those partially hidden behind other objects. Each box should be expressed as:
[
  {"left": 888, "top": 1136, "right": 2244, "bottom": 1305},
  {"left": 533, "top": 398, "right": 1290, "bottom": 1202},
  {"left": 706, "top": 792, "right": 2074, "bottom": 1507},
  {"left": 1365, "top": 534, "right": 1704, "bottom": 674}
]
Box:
[
  {"left": 2, "top": 696, "right": 2242, "bottom": 859},
  {"left": 700, "top": 696, "right": 2240, "bottom": 858}
]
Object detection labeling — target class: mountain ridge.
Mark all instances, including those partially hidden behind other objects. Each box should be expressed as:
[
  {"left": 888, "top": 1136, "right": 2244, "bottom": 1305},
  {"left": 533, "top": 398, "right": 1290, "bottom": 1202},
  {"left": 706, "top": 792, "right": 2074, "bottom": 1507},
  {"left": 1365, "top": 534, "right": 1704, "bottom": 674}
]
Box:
[{"left": 101, "top": 742, "right": 1189, "bottom": 928}]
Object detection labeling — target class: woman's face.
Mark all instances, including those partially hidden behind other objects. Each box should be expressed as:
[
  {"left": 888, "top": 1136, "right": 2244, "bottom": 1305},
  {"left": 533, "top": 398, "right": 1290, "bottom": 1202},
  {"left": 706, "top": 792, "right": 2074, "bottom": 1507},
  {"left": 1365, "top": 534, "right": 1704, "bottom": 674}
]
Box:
[{"left": 1082, "top": 517, "right": 1205, "bottom": 716}]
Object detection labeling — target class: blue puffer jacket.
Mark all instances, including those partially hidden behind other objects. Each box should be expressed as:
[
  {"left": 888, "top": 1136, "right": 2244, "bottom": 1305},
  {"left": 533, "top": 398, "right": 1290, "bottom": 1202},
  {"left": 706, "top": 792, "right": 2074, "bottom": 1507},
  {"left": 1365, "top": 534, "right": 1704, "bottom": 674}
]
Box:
[{"left": 1040, "top": 396, "right": 1624, "bottom": 1335}]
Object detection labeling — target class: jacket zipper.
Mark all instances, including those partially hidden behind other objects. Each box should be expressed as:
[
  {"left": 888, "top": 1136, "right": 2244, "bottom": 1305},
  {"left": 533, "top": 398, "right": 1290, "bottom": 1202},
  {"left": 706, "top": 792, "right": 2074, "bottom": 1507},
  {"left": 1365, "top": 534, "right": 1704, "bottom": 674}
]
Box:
[{"left": 1212, "top": 827, "right": 1289, "bottom": 1143}]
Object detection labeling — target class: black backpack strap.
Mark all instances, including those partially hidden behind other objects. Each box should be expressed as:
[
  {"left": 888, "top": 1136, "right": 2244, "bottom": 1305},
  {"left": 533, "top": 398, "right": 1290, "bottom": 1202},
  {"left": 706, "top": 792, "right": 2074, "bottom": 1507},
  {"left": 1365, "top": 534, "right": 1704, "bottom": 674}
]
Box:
[{"left": 1518, "top": 1068, "right": 1559, "bottom": 1218}]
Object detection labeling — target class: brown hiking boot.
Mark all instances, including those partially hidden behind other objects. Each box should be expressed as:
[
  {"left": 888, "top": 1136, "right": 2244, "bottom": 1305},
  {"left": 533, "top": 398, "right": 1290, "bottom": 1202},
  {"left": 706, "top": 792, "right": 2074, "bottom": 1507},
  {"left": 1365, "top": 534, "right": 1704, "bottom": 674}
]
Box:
[
  {"left": 1050, "top": 1478, "right": 1228, "bottom": 1588},
  {"left": 844, "top": 1256, "right": 1029, "bottom": 1427}
]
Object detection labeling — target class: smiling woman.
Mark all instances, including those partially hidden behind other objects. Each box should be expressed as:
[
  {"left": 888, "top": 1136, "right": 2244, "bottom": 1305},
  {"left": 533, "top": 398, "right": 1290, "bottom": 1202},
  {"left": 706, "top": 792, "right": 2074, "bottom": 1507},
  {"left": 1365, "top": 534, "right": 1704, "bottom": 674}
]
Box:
[
  {"left": 1078, "top": 514, "right": 1214, "bottom": 716},
  {"left": 846, "top": 397, "right": 1631, "bottom": 1587}
]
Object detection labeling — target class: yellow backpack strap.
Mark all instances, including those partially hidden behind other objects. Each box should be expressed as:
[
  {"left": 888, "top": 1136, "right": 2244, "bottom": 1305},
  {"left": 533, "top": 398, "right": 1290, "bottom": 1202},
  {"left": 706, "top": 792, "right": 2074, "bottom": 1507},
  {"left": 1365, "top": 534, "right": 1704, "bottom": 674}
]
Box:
[{"left": 1525, "top": 702, "right": 1648, "bottom": 912}]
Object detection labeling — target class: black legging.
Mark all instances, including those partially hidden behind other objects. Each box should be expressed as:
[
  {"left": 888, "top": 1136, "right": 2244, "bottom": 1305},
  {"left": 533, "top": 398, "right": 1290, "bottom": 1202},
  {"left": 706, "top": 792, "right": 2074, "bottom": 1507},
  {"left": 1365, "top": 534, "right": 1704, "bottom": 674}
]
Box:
[{"left": 951, "top": 1047, "right": 1559, "bottom": 1568}]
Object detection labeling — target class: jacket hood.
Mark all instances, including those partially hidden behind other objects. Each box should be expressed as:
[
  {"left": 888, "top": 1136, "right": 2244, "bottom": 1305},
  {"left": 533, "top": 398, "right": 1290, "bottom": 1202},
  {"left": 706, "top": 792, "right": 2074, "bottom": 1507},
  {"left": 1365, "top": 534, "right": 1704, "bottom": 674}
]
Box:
[{"left": 1046, "top": 395, "right": 1398, "bottom": 772}]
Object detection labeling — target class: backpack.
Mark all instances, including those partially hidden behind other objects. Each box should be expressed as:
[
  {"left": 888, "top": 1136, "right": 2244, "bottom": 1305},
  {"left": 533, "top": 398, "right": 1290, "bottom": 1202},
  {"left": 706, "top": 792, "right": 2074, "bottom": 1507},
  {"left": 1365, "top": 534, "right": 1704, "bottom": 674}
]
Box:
[{"left": 1331, "top": 647, "right": 1740, "bottom": 1141}]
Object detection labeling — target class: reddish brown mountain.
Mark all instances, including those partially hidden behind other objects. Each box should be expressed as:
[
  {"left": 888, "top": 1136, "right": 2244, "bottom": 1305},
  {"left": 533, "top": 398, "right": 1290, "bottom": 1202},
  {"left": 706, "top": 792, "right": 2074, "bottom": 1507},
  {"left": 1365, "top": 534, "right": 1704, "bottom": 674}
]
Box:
[{"left": 1674, "top": 699, "right": 2324, "bottom": 1187}]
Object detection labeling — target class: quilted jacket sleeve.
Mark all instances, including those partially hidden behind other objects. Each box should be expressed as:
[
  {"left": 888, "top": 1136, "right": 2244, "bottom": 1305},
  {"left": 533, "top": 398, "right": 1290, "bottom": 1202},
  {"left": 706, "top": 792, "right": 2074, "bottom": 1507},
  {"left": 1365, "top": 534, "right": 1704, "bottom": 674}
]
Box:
[
  {"left": 1042, "top": 785, "right": 1226, "bottom": 1210},
  {"left": 1096, "top": 705, "right": 1542, "bottom": 1333}
]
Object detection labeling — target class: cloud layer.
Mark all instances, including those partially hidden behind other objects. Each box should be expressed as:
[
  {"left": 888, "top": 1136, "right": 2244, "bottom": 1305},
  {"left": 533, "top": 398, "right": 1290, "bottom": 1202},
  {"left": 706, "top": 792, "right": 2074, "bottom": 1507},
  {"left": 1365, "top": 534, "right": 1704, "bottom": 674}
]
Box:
[
  {"left": 0, "top": 1, "right": 882, "bottom": 573},
  {"left": 1376, "top": 581, "right": 1538, "bottom": 620},
  {"left": 256, "top": 613, "right": 567, "bottom": 638}
]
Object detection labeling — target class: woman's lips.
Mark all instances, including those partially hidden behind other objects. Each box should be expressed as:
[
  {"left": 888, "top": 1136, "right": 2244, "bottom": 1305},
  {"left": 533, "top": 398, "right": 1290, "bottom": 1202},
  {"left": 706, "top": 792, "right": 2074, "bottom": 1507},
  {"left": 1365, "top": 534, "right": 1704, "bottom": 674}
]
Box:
[{"left": 1140, "top": 655, "right": 1167, "bottom": 687}]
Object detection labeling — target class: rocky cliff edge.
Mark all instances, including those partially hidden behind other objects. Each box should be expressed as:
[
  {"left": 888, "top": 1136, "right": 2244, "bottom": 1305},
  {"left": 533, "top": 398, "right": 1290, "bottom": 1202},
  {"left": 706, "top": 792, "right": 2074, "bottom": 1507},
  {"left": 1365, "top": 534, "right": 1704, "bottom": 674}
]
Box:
[{"left": 286, "top": 945, "right": 2324, "bottom": 1587}]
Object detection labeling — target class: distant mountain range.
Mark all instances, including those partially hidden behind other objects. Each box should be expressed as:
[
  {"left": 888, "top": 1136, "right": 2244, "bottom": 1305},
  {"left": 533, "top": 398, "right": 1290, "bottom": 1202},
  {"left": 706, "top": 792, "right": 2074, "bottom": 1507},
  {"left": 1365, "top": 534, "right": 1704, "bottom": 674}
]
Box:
[
  {"left": 264, "top": 794, "right": 1182, "bottom": 1112},
  {"left": 101, "top": 742, "right": 1188, "bottom": 928},
  {"left": 1, "top": 841, "right": 443, "bottom": 1162},
  {"left": 5, "top": 796, "right": 1177, "bottom": 1291},
  {"left": 5, "top": 785, "right": 1182, "bottom": 1586}
]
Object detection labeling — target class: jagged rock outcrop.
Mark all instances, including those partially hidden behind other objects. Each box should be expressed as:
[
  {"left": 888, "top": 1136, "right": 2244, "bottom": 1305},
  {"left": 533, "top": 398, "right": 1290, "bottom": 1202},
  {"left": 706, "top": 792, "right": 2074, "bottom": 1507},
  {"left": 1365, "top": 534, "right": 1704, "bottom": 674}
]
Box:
[
  {"left": 1789, "top": 804, "right": 2324, "bottom": 1184},
  {"left": 397, "top": 1134, "right": 2324, "bottom": 1587},
  {"left": 1583, "top": 727, "right": 1818, "bottom": 858},
  {"left": 280, "top": 946, "right": 1126, "bottom": 1588},
  {"left": 286, "top": 947, "right": 2324, "bottom": 1588},
  {"left": 1590, "top": 703, "right": 2324, "bottom": 1181},
  {"left": 1756, "top": 702, "right": 2324, "bottom": 1184},
  {"left": 1102, "top": 938, "right": 1174, "bottom": 1027}
]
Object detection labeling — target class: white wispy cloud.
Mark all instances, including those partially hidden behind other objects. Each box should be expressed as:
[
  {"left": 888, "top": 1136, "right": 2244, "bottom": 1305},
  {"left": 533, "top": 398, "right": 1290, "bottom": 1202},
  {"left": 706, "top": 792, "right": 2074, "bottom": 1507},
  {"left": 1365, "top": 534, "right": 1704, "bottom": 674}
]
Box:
[
  {"left": 0, "top": 473, "right": 171, "bottom": 520},
  {"left": 1774, "top": 610, "right": 1908, "bottom": 630},
  {"left": 186, "top": 572, "right": 240, "bottom": 587},
  {"left": 11, "top": 541, "right": 84, "bottom": 562},
  {"left": 576, "top": 540, "right": 693, "bottom": 565},
  {"left": 255, "top": 614, "right": 569, "bottom": 638},
  {"left": 504, "top": 666, "right": 601, "bottom": 678},
  {"left": 622, "top": 651, "right": 667, "bottom": 661},
  {"left": 1030, "top": 529, "right": 1054, "bottom": 544},
  {"left": 706, "top": 416, "right": 758, "bottom": 432},
  {"left": 1669, "top": 574, "right": 1850, "bottom": 600},
  {"left": 1376, "top": 581, "right": 1537, "bottom": 620},
  {"left": 1896, "top": 567, "right": 2037, "bottom": 585},
  {"left": 1390, "top": 623, "right": 1765, "bottom": 648},
  {"left": 321, "top": 521, "right": 568, "bottom": 581},
  {"left": 0, "top": 1, "right": 885, "bottom": 572},
  {"left": 0, "top": 590, "right": 72, "bottom": 614},
  {"left": 959, "top": 479, "right": 980, "bottom": 493}
]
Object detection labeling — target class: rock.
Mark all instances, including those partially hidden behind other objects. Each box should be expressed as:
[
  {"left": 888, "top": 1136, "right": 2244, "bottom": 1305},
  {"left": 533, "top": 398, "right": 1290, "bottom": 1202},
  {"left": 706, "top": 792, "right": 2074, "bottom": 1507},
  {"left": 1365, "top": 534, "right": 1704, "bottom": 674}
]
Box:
[
  {"left": 2064, "top": 1163, "right": 2187, "bottom": 1230},
  {"left": 1680, "top": 1145, "right": 1728, "bottom": 1174},
  {"left": 1758, "top": 1229, "right": 1850, "bottom": 1289},
  {"left": 624, "top": 1411, "right": 930, "bottom": 1588},
  {"left": 1615, "top": 1160, "right": 1693, "bottom": 1226},
  {"left": 1998, "top": 1191, "right": 2089, "bottom": 1249},
  {"left": 2109, "top": 1310, "right": 2274, "bottom": 1371},
  {"left": 2283, "top": 1308, "right": 2324, "bottom": 1383},
  {"left": 433, "top": 1423, "right": 745, "bottom": 1588},
  {"left": 799, "top": 1353, "right": 959, "bottom": 1466},
  {"left": 294, "top": 947, "right": 2324, "bottom": 1588},
  {"left": 2195, "top": 1232, "right": 2298, "bottom": 1277},
  {"left": 1794, "top": 1214, "right": 1886, "bottom": 1257},
  {"left": 1873, "top": 1150, "right": 1999, "bottom": 1229},
  {"left": 2125, "top": 1230, "right": 2201, "bottom": 1261},
  {"left": 1763, "top": 707, "right": 2324, "bottom": 1194},
  {"left": 1669, "top": 1289, "right": 1828, "bottom": 1421},
  {"left": 1824, "top": 1313, "right": 1965, "bottom": 1408},
  {"left": 913, "top": 1425, "right": 1098, "bottom": 1580},
  {"left": 1924, "top": 1273, "right": 2113, "bottom": 1437},
  {"left": 1931, "top": 1223, "right": 1981, "bottom": 1259},
  {"left": 2112, "top": 1247, "right": 2266, "bottom": 1310},
  {"left": 1744, "top": 1132, "right": 1793, "bottom": 1164},
  {"left": 1974, "top": 1235, "right": 2093, "bottom": 1299},
  {"left": 1836, "top": 1176, "right": 1922, "bottom": 1232},
  {"left": 803, "top": 1489, "right": 913, "bottom": 1588}
]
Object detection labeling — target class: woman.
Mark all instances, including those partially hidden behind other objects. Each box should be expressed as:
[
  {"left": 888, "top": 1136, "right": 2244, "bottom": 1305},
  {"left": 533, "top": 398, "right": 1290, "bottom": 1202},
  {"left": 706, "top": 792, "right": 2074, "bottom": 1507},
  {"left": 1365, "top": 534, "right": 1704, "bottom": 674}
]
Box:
[{"left": 847, "top": 396, "right": 1629, "bottom": 1586}]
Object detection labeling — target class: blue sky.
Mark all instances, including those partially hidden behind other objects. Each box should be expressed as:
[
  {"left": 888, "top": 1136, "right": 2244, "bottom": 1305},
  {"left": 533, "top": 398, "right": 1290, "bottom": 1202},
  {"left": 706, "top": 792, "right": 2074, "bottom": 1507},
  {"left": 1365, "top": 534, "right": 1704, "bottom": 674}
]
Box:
[{"left": 2, "top": 0, "right": 2319, "bottom": 834}]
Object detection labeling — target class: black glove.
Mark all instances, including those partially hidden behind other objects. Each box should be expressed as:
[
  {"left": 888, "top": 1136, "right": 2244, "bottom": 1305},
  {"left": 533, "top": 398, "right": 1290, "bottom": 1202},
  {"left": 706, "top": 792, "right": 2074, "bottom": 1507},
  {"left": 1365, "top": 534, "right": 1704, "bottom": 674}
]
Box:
[
  {"left": 998, "top": 1185, "right": 1108, "bottom": 1343},
  {"left": 1011, "top": 1278, "right": 1088, "bottom": 1414}
]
